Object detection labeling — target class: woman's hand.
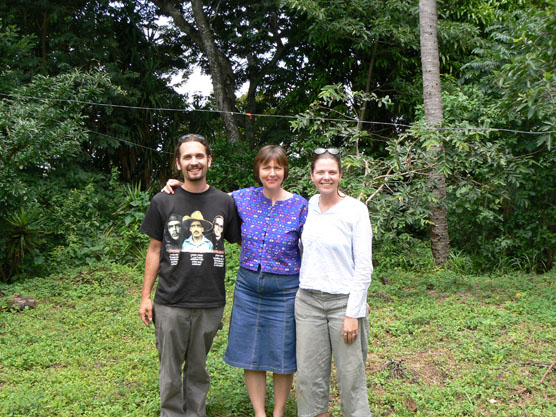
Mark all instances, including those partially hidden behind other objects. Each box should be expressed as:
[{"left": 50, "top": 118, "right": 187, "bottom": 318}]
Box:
[
  {"left": 161, "top": 179, "right": 183, "bottom": 194},
  {"left": 342, "top": 316, "right": 359, "bottom": 345}
]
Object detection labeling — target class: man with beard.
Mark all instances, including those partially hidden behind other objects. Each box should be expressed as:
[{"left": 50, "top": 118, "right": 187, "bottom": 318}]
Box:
[
  {"left": 164, "top": 214, "right": 182, "bottom": 251},
  {"left": 139, "top": 134, "right": 241, "bottom": 417}
]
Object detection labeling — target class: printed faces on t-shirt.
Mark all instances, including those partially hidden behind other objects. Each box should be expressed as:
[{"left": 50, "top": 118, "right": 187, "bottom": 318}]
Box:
[{"left": 164, "top": 210, "right": 227, "bottom": 266}]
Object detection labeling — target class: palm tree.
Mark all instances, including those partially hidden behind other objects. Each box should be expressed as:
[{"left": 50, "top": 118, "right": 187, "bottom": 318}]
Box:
[{"left": 419, "top": 0, "right": 450, "bottom": 265}]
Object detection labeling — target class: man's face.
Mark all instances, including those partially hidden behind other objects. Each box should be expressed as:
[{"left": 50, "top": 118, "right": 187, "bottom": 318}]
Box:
[
  {"left": 214, "top": 217, "right": 224, "bottom": 239},
  {"left": 167, "top": 220, "right": 181, "bottom": 240},
  {"left": 190, "top": 220, "right": 204, "bottom": 239},
  {"left": 176, "top": 141, "right": 212, "bottom": 183}
]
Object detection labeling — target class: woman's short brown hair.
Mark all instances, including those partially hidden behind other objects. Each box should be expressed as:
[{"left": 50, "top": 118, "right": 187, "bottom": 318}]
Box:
[{"left": 253, "top": 145, "right": 289, "bottom": 185}]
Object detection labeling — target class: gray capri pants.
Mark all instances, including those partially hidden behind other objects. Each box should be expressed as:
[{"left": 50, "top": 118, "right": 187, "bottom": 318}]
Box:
[{"left": 295, "top": 288, "right": 371, "bottom": 417}]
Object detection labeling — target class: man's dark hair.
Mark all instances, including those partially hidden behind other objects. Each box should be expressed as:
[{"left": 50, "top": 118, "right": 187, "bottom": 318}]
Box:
[{"left": 174, "top": 134, "right": 212, "bottom": 160}]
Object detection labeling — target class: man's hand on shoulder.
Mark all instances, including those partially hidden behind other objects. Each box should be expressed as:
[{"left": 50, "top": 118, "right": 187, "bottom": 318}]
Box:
[{"left": 161, "top": 179, "right": 183, "bottom": 195}]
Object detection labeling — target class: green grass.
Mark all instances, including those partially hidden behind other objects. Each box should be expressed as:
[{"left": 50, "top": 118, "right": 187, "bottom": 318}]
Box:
[{"left": 0, "top": 262, "right": 554, "bottom": 416}]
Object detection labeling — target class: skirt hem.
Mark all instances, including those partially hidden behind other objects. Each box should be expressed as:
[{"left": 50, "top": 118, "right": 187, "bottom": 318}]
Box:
[{"left": 223, "top": 356, "right": 297, "bottom": 374}]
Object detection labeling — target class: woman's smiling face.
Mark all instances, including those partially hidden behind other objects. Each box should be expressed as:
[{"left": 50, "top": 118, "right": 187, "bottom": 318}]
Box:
[
  {"left": 311, "top": 157, "right": 342, "bottom": 195},
  {"left": 259, "top": 159, "right": 285, "bottom": 192}
]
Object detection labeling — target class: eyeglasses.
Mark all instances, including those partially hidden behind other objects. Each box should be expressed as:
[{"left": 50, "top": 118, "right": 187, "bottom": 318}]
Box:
[{"left": 314, "top": 148, "right": 340, "bottom": 155}]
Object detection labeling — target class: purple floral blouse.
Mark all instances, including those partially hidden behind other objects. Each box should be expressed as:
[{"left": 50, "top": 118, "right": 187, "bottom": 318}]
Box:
[{"left": 232, "top": 187, "right": 308, "bottom": 275}]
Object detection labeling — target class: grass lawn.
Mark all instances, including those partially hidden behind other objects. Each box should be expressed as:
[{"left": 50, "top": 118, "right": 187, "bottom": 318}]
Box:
[{"left": 1, "top": 262, "right": 554, "bottom": 416}]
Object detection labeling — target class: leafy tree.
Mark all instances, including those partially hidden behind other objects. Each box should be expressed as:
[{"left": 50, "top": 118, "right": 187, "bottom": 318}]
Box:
[
  {"left": 466, "top": 3, "right": 555, "bottom": 148},
  {"left": 286, "top": 0, "right": 554, "bottom": 270},
  {"left": 290, "top": 85, "right": 434, "bottom": 250},
  {"left": 457, "top": 3, "right": 556, "bottom": 270},
  {"left": 0, "top": 69, "right": 121, "bottom": 281},
  {"left": 0, "top": 71, "right": 119, "bottom": 213},
  {"left": 0, "top": 0, "right": 192, "bottom": 184},
  {"left": 0, "top": 20, "right": 38, "bottom": 91},
  {"left": 283, "top": 0, "right": 488, "bottom": 138},
  {"left": 152, "top": 0, "right": 241, "bottom": 141}
]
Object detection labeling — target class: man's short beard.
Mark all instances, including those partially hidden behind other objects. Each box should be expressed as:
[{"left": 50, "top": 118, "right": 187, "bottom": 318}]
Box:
[{"left": 186, "top": 168, "right": 205, "bottom": 181}]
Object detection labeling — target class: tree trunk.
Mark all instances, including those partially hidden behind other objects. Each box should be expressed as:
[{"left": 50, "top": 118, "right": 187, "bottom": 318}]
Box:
[
  {"left": 152, "top": 0, "right": 241, "bottom": 141},
  {"left": 41, "top": 11, "right": 48, "bottom": 72},
  {"left": 243, "top": 11, "right": 288, "bottom": 145},
  {"left": 189, "top": 0, "right": 240, "bottom": 141},
  {"left": 356, "top": 39, "right": 379, "bottom": 156},
  {"left": 419, "top": 0, "right": 450, "bottom": 265},
  {"left": 244, "top": 52, "right": 258, "bottom": 145}
]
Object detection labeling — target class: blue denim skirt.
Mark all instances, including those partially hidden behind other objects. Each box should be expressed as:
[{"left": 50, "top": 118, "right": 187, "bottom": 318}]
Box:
[{"left": 223, "top": 267, "right": 299, "bottom": 374}]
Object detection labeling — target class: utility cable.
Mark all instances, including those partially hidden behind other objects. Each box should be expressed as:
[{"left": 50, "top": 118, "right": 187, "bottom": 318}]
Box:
[{"left": 1, "top": 92, "right": 555, "bottom": 136}]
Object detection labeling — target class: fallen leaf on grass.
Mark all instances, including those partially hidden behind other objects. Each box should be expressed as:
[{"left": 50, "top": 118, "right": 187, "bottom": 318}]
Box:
[
  {"left": 511, "top": 387, "right": 531, "bottom": 396},
  {"left": 404, "top": 397, "right": 417, "bottom": 412}
]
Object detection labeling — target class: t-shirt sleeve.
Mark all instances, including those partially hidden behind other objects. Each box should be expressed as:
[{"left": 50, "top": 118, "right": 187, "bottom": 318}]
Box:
[
  {"left": 224, "top": 195, "right": 242, "bottom": 244},
  {"left": 139, "top": 193, "right": 164, "bottom": 242}
]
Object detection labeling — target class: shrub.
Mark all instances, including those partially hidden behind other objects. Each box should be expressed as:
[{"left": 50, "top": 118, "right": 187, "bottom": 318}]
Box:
[{"left": 0, "top": 207, "right": 47, "bottom": 282}]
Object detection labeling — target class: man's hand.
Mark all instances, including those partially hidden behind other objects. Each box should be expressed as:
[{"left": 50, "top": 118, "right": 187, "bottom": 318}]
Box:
[
  {"left": 140, "top": 238, "right": 161, "bottom": 326},
  {"left": 139, "top": 297, "right": 153, "bottom": 326},
  {"left": 161, "top": 179, "right": 183, "bottom": 194}
]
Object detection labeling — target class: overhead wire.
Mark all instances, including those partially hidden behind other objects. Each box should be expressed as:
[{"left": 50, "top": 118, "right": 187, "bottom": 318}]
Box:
[
  {"left": 84, "top": 130, "right": 174, "bottom": 155},
  {"left": 1, "top": 92, "right": 555, "bottom": 136}
]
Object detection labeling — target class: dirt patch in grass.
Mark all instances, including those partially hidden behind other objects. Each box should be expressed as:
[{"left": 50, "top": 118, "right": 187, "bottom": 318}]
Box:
[
  {"left": 48, "top": 301, "right": 77, "bottom": 309},
  {"left": 426, "top": 289, "right": 449, "bottom": 301},
  {"left": 368, "top": 348, "right": 459, "bottom": 388},
  {"left": 366, "top": 352, "right": 386, "bottom": 377},
  {"left": 508, "top": 390, "right": 536, "bottom": 407},
  {"left": 409, "top": 349, "right": 460, "bottom": 386},
  {"left": 368, "top": 292, "right": 394, "bottom": 303}
]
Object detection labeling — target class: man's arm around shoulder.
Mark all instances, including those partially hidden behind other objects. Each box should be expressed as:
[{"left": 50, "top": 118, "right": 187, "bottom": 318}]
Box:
[{"left": 139, "top": 238, "right": 162, "bottom": 326}]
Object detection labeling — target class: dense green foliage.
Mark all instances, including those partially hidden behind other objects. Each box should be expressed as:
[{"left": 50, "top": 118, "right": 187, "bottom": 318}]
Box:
[
  {"left": 1, "top": 262, "right": 554, "bottom": 416},
  {"left": 0, "top": 0, "right": 195, "bottom": 183},
  {"left": 1, "top": 1, "right": 554, "bottom": 281},
  {"left": 455, "top": 4, "right": 556, "bottom": 271}
]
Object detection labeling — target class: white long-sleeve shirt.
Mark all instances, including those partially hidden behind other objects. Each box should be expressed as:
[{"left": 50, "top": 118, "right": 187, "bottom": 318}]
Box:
[{"left": 299, "top": 194, "right": 373, "bottom": 318}]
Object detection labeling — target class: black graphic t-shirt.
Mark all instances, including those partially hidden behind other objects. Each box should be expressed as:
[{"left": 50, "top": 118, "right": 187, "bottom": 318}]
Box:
[{"left": 140, "top": 186, "right": 241, "bottom": 308}]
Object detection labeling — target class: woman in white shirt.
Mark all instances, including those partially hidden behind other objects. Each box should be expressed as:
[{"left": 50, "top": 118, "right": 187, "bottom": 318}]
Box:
[{"left": 295, "top": 148, "right": 373, "bottom": 417}]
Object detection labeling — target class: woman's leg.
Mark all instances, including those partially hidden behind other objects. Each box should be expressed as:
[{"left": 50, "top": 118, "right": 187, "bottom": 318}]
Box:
[
  {"left": 328, "top": 301, "right": 371, "bottom": 417},
  {"left": 245, "top": 369, "right": 267, "bottom": 417},
  {"left": 295, "top": 289, "right": 332, "bottom": 417},
  {"left": 271, "top": 372, "right": 293, "bottom": 417}
]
